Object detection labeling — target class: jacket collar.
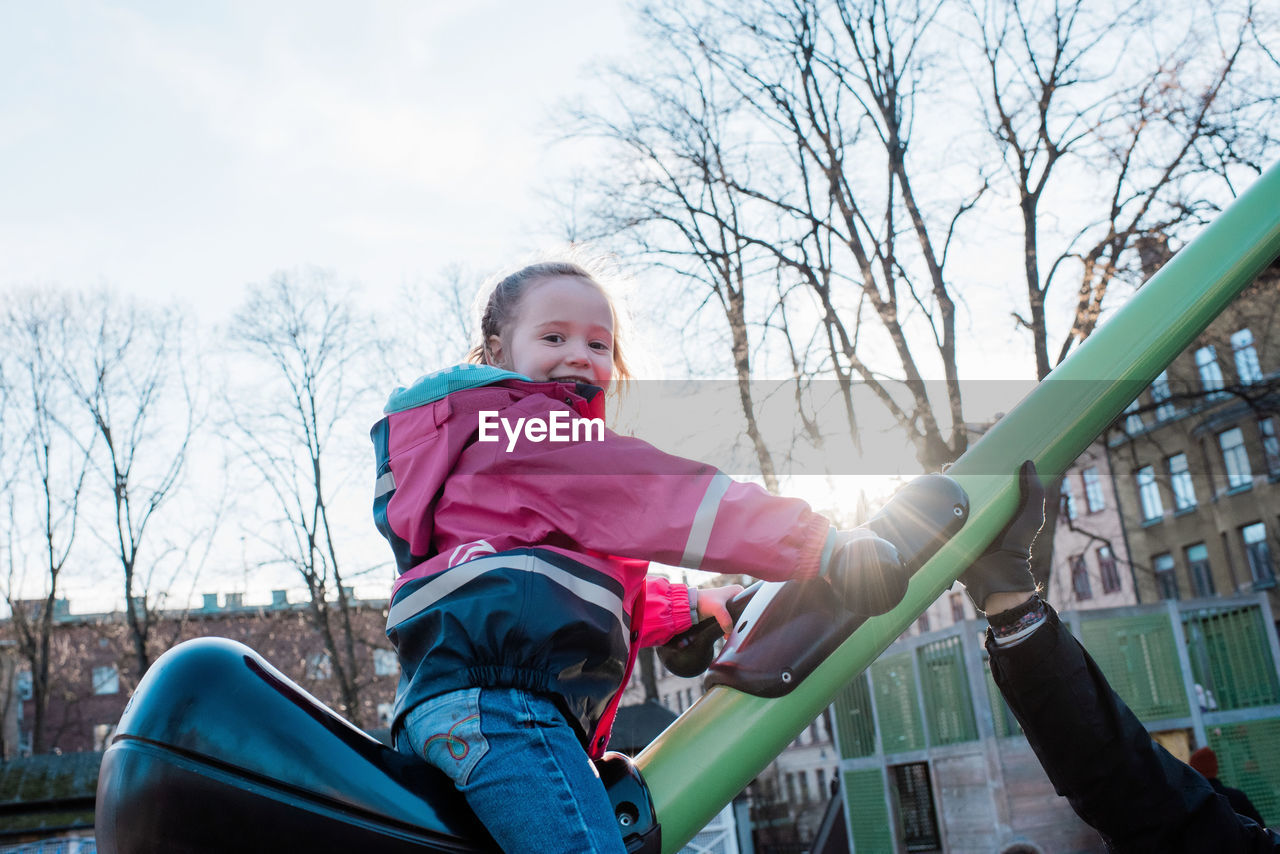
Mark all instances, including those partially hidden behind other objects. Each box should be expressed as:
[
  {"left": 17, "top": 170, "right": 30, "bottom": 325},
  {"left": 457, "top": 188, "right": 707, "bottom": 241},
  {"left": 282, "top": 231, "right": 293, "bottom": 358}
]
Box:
[
  {"left": 384, "top": 364, "right": 528, "bottom": 414},
  {"left": 385, "top": 364, "right": 605, "bottom": 415}
]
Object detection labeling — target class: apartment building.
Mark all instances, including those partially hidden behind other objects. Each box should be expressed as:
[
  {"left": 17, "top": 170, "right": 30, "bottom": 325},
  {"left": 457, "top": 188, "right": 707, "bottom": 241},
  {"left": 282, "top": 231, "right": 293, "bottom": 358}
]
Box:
[
  {"left": 1, "top": 591, "right": 398, "bottom": 757},
  {"left": 1106, "top": 271, "right": 1280, "bottom": 606}
]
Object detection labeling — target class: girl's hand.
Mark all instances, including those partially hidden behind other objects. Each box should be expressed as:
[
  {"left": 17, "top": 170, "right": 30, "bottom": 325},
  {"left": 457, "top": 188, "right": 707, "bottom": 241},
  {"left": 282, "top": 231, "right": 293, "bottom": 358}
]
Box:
[{"left": 696, "top": 584, "right": 744, "bottom": 633}]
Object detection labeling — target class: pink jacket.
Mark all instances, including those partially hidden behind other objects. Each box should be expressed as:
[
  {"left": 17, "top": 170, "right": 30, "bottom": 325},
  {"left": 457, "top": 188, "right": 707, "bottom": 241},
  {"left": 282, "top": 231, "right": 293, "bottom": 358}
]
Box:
[{"left": 373, "top": 364, "right": 830, "bottom": 756}]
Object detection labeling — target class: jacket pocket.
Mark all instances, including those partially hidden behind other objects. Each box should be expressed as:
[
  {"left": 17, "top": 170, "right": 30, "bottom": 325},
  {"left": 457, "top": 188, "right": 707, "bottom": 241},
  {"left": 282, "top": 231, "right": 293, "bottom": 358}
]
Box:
[{"left": 403, "top": 688, "right": 489, "bottom": 786}]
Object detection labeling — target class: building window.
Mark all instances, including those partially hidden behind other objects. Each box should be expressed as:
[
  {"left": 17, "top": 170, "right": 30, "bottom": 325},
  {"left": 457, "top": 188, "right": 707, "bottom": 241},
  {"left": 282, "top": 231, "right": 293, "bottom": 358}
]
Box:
[
  {"left": 377, "top": 702, "right": 394, "bottom": 728},
  {"left": 889, "top": 762, "right": 942, "bottom": 852},
  {"left": 1137, "top": 466, "right": 1163, "bottom": 522},
  {"left": 1185, "top": 542, "right": 1215, "bottom": 597},
  {"left": 784, "top": 772, "right": 796, "bottom": 804},
  {"left": 1232, "top": 328, "right": 1262, "bottom": 384},
  {"left": 93, "top": 723, "right": 117, "bottom": 752},
  {"left": 1070, "top": 554, "right": 1092, "bottom": 600},
  {"left": 915, "top": 612, "right": 930, "bottom": 633},
  {"left": 16, "top": 670, "right": 32, "bottom": 701},
  {"left": 1242, "top": 523, "right": 1276, "bottom": 587},
  {"left": 305, "top": 652, "right": 332, "bottom": 681},
  {"left": 1260, "top": 417, "right": 1280, "bottom": 477},
  {"left": 798, "top": 771, "right": 812, "bottom": 804},
  {"left": 1082, "top": 467, "right": 1106, "bottom": 512},
  {"left": 373, "top": 648, "right": 398, "bottom": 676},
  {"left": 1098, "top": 545, "right": 1121, "bottom": 593},
  {"left": 1151, "top": 371, "right": 1176, "bottom": 421},
  {"left": 1196, "top": 345, "right": 1225, "bottom": 395},
  {"left": 1153, "top": 553, "right": 1179, "bottom": 600},
  {"left": 816, "top": 768, "right": 827, "bottom": 798},
  {"left": 92, "top": 664, "right": 119, "bottom": 696},
  {"left": 1167, "top": 453, "right": 1196, "bottom": 510},
  {"left": 1061, "top": 478, "right": 1078, "bottom": 521},
  {"left": 1123, "top": 398, "right": 1144, "bottom": 434},
  {"left": 1219, "top": 427, "right": 1252, "bottom": 489},
  {"left": 950, "top": 592, "right": 965, "bottom": 623}
]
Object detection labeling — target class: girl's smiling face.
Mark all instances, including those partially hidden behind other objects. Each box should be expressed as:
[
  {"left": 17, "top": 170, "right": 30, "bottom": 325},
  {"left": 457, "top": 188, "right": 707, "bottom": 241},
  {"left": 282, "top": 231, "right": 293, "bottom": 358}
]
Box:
[{"left": 486, "top": 275, "right": 615, "bottom": 391}]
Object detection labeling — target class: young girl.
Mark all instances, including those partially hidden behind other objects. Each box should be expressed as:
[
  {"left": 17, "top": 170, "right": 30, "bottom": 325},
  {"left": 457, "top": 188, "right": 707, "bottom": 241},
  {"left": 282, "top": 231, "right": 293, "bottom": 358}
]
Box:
[{"left": 371, "top": 260, "right": 906, "bottom": 852}]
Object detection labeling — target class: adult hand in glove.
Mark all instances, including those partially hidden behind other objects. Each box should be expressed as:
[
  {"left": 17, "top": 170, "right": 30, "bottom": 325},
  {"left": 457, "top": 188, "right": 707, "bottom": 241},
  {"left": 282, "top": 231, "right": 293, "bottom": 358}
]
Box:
[
  {"left": 960, "top": 460, "right": 1044, "bottom": 614},
  {"left": 821, "top": 528, "right": 909, "bottom": 616}
]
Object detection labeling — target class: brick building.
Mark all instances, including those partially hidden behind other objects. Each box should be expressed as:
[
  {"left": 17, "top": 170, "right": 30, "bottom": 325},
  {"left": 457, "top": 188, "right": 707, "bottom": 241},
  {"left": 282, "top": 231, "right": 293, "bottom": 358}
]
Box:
[
  {"left": 1, "top": 592, "right": 399, "bottom": 757},
  {"left": 1049, "top": 441, "right": 1139, "bottom": 610}
]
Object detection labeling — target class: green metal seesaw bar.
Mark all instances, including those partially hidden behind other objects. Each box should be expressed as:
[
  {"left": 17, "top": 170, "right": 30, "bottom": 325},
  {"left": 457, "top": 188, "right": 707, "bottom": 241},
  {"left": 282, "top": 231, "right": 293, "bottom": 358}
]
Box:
[{"left": 637, "top": 159, "right": 1280, "bottom": 852}]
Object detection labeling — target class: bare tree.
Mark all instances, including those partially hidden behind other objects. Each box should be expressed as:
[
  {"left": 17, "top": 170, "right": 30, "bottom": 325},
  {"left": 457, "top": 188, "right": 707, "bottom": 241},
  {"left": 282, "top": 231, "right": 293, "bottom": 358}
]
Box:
[
  {"left": 972, "top": 0, "right": 1274, "bottom": 376},
  {"left": 570, "top": 0, "right": 1279, "bottom": 590},
  {"left": 0, "top": 292, "right": 94, "bottom": 752},
  {"left": 576, "top": 0, "right": 984, "bottom": 472},
  {"left": 569, "top": 42, "right": 786, "bottom": 490},
  {"left": 968, "top": 0, "right": 1276, "bottom": 585},
  {"left": 61, "top": 293, "right": 202, "bottom": 677},
  {"left": 225, "top": 270, "right": 382, "bottom": 727},
  {"left": 379, "top": 264, "right": 480, "bottom": 379}
]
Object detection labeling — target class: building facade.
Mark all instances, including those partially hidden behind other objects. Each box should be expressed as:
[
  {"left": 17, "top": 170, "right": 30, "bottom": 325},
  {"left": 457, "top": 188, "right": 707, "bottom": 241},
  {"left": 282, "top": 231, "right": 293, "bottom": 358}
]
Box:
[
  {"left": 1049, "top": 442, "right": 1139, "bottom": 610},
  {"left": 1106, "top": 271, "right": 1280, "bottom": 607},
  {"left": 1, "top": 592, "right": 398, "bottom": 757}
]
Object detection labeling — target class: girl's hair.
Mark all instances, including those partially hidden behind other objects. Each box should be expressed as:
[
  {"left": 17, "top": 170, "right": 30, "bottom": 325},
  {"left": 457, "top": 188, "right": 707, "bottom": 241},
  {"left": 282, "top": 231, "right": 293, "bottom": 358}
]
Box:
[{"left": 468, "top": 260, "right": 633, "bottom": 392}]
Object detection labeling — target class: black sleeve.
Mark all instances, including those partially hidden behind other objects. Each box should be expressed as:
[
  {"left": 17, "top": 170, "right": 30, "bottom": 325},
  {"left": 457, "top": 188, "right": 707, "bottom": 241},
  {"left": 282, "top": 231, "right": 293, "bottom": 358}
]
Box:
[
  {"left": 987, "top": 603, "right": 1279, "bottom": 853},
  {"left": 1225, "top": 785, "right": 1269, "bottom": 832}
]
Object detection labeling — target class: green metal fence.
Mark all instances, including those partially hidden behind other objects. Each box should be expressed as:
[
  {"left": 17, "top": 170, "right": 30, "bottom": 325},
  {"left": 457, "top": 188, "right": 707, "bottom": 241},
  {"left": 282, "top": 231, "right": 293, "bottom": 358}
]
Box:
[
  {"left": 1208, "top": 717, "right": 1280, "bottom": 827},
  {"left": 843, "top": 768, "right": 893, "bottom": 853},
  {"left": 871, "top": 652, "right": 926, "bottom": 754},
  {"left": 1078, "top": 613, "right": 1190, "bottom": 720},
  {"left": 833, "top": 673, "right": 877, "bottom": 759},
  {"left": 917, "top": 635, "right": 978, "bottom": 746},
  {"left": 1183, "top": 605, "right": 1280, "bottom": 710},
  {"left": 984, "top": 666, "right": 1021, "bottom": 739}
]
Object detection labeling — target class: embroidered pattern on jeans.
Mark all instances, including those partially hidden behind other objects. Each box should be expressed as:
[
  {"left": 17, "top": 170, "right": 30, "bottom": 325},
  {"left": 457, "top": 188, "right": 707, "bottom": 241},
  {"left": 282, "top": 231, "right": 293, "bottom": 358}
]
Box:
[{"left": 425, "top": 713, "right": 480, "bottom": 760}]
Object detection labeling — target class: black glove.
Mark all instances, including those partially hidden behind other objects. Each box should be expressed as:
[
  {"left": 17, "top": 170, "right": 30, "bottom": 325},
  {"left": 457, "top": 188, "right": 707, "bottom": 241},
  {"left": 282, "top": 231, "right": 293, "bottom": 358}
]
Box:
[
  {"left": 960, "top": 460, "right": 1044, "bottom": 613},
  {"left": 821, "top": 529, "right": 909, "bottom": 616}
]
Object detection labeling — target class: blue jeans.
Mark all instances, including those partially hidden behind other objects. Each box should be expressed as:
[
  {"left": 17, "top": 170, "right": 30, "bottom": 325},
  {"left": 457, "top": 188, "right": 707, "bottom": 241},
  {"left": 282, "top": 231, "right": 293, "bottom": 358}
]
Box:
[{"left": 397, "top": 687, "right": 626, "bottom": 854}]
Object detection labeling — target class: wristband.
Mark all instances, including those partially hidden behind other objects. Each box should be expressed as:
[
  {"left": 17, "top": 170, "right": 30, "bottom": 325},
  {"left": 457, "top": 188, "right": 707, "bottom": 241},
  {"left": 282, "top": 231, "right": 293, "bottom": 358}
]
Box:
[{"left": 989, "top": 595, "right": 1047, "bottom": 647}]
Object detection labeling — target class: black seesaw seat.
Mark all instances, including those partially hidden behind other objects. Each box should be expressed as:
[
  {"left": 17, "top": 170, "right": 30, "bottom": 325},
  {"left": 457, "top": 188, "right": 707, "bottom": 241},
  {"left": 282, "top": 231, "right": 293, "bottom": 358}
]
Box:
[{"left": 95, "top": 638, "right": 658, "bottom": 853}]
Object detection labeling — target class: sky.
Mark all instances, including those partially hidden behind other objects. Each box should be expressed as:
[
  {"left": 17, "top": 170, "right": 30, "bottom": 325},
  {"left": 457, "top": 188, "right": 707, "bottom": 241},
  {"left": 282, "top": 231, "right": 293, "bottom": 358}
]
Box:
[
  {"left": 2, "top": 1, "right": 918, "bottom": 612},
  {"left": 8, "top": 1, "right": 1260, "bottom": 612},
  {"left": 0, "top": 1, "right": 656, "bottom": 611},
  {"left": 0, "top": 0, "right": 636, "bottom": 320},
  {"left": 0, "top": 0, "right": 1117, "bottom": 612}
]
